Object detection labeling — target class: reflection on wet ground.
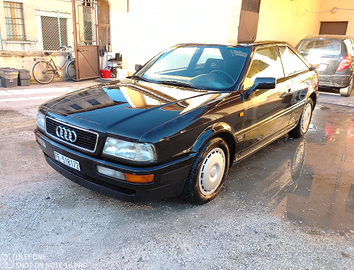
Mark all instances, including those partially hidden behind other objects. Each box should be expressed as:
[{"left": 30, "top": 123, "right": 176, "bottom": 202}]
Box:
[{"left": 227, "top": 103, "right": 354, "bottom": 232}]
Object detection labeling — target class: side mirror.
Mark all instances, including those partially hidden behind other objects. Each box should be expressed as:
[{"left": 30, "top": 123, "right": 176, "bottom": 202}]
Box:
[
  {"left": 309, "top": 63, "right": 320, "bottom": 71},
  {"left": 135, "top": 64, "right": 143, "bottom": 72},
  {"left": 246, "top": 77, "right": 276, "bottom": 95},
  {"left": 241, "top": 77, "right": 276, "bottom": 101}
]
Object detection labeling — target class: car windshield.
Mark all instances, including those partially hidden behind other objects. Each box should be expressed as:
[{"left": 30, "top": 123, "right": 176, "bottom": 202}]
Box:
[
  {"left": 136, "top": 45, "right": 250, "bottom": 91},
  {"left": 297, "top": 39, "right": 342, "bottom": 56}
]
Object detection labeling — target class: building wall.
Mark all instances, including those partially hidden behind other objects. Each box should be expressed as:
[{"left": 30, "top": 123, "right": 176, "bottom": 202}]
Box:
[
  {"left": 0, "top": 0, "right": 73, "bottom": 52},
  {"left": 2, "top": 0, "right": 354, "bottom": 83},
  {"left": 257, "top": 0, "right": 321, "bottom": 47},
  {"left": 319, "top": 0, "right": 354, "bottom": 36},
  {"left": 110, "top": 0, "right": 239, "bottom": 74},
  {"left": 0, "top": 0, "right": 75, "bottom": 81},
  {"left": 110, "top": 0, "right": 325, "bottom": 74}
]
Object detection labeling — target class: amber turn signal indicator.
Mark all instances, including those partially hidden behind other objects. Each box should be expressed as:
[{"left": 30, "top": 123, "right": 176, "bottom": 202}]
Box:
[{"left": 124, "top": 173, "right": 154, "bottom": 183}]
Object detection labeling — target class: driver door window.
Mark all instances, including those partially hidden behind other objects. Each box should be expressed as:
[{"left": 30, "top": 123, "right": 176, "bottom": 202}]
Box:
[
  {"left": 242, "top": 46, "right": 293, "bottom": 153},
  {"left": 244, "top": 47, "right": 284, "bottom": 90}
]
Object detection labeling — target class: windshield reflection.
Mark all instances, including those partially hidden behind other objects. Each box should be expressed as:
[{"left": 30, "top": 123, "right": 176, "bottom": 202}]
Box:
[{"left": 135, "top": 45, "right": 250, "bottom": 91}]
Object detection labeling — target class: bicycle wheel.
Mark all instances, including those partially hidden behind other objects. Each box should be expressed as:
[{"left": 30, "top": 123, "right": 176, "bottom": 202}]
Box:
[
  {"left": 32, "top": 61, "right": 55, "bottom": 84},
  {"left": 66, "top": 60, "right": 78, "bottom": 81}
]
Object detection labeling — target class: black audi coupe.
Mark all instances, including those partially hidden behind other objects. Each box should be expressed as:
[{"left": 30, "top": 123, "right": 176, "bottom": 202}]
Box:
[{"left": 35, "top": 42, "right": 319, "bottom": 204}]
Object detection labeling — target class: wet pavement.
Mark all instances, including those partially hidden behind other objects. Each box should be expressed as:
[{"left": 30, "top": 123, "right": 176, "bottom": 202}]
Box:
[
  {"left": 227, "top": 102, "right": 354, "bottom": 233},
  {"left": 1, "top": 82, "right": 354, "bottom": 268}
]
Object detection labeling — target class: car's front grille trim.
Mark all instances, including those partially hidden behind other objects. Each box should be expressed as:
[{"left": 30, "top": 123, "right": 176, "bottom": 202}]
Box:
[{"left": 45, "top": 117, "right": 99, "bottom": 153}]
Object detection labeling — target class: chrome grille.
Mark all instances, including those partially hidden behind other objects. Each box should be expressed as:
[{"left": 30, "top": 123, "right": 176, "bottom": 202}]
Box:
[{"left": 46, "top": 117, "right": 98, "bottom": 152}]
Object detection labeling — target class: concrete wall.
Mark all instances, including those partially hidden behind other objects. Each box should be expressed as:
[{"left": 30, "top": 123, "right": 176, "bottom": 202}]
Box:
[{"left": 257, "top": 0, "right": 321, "bottom": 47}]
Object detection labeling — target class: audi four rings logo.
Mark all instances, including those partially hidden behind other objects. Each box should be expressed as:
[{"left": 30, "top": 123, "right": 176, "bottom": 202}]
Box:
[{"left": 56, "top": 126, "right": 77, "bottom": 142}]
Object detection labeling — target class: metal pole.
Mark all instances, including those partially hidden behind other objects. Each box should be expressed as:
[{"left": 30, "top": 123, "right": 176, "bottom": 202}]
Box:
[
  {"left": 57, "top": 8, "right": 62, "bottom": 48},
  {"left": 0, "top": 24, "right": 3, "bottom": 51},
  {"left": 72, "top": 0, "right": 80, "bottom": 80},
  {"left": 0, "top": 28, "right": 3, "bottom": 51}
]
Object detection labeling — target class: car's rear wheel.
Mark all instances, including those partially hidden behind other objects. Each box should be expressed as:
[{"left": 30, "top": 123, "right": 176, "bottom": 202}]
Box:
[
  {"left": 182, "top": 137, "right": 230, "bottom": 204},
  {"left": 289, "top": 99, "right": 313, "bottom": 138},
  {"left": 340, "top": 77, "right": 353, "bottom": 97}
]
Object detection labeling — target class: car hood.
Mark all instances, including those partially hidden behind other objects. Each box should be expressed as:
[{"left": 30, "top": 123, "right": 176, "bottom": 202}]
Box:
[{"left": 41, "top": 81, "right": 228, "bottom": 141}]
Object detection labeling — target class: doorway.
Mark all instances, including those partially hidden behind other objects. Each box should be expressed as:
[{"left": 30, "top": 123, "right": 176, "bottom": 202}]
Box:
[
  {"left": 319, "top": 22, "right": 348, "bottom": 35},
  {"left": 72, "top": 0, "right": 100, "bottom": 80},
  {"left": 238, "top": 0, "right": 261, "bottom": 42}
]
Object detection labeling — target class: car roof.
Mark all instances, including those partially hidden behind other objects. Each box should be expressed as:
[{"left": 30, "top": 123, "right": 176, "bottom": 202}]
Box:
[
  {"left": 301, "top": 35, "right": 354, "bottom": 41},
  {"left": 175, "top": 41, "right": 291, "bottom": 48}
]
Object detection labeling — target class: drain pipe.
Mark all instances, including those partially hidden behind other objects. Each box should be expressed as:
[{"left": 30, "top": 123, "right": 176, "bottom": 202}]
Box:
[
  {"left": 57, "top": 8, "right": 62, "bottom": 48},
  {"left": 0, "top": 27, "right": 3, "bottom": 51}
]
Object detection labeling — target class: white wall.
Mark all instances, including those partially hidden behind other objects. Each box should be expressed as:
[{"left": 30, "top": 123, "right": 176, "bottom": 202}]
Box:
[{"left": 110, "top": 0, "right": 239, "bottom": 74}]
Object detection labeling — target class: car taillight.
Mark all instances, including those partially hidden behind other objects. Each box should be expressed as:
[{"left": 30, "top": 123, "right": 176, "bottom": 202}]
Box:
[{"left": 336, "top": 54, "right": 352, "bottom": 72}]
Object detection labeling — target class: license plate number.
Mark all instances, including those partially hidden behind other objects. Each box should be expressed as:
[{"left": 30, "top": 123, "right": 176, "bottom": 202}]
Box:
[{"left": 54, "top": 151, "right": 81, "bottom": 171}]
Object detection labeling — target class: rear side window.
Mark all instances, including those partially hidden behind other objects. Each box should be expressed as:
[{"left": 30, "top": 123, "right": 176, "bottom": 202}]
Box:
[
  {"left": 297, "top": 39, "right": 342, "bottom": 56},
  {"left": 278, "top": 46, "right": 308, "bottom": 76},
  {"left": 344, "top": 39, "right": 354, "bottom": 55}
]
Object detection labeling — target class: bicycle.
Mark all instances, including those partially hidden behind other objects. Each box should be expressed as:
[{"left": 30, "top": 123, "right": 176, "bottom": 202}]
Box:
[{"left": 32, "top": 46, "right": 77, "bottom": 84}]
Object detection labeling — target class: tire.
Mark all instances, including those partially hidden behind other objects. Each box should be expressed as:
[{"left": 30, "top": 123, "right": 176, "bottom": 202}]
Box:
[
  {"left": 32, "top": 61, "right": 55, "bottom": 84},
  {"left": 66, "top": 60, "right": 78, "bottom": 81},
  {"left": 340, "top": 77, "right": 353, "bottom": 97},
  {"left": 182, "top": 137, "right": 230, "bottom": 204},
  {"left": 288, "top": 99, "right": 313, "bottom": 138}
]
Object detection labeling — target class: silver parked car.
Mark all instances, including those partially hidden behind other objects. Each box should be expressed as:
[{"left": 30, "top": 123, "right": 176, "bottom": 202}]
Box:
[{"left": 296, "top": 35, "right": 354, "bottom": 97}]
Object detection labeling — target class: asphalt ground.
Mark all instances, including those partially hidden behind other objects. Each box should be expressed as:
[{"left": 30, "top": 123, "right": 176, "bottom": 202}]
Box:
[{"left": 0, "top": 81, "right": 354, "bottom": 269}]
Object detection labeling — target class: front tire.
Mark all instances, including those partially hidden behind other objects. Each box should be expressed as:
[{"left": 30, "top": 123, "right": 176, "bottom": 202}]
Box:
[
  {"left": 182, "top": 137, "right": 230, "bottom": 204},
  {"left": 32, "top": 61, "right": 55, "bottom": 84},
  {"left": 289, "top": 99, "right": 313, "bottom": 138},
  {"left": 66, "top": 60, "right": 78, "bottom": 81}
]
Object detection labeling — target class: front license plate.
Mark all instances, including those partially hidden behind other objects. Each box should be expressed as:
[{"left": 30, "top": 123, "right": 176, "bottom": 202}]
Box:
[{"left": 54, "top": 151, "right": 81, "bottom": 171}]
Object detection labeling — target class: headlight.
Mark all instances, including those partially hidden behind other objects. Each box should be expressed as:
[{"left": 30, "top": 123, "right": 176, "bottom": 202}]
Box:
[
  {"left": 103, "top": 137, "right": 157, "bottom": 163},
  {"left": 36, "top": 112, "right": 45, "bottom": 131}
]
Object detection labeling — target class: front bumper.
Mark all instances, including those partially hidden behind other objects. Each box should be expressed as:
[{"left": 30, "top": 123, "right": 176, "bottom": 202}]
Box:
[{"left": 35, "top": 129, "right": 195, "bottom": 202}]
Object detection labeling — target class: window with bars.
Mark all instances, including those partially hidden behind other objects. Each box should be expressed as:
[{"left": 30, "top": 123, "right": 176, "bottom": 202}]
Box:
[
  {"left": 41, "top": 16, "right": 68, "bottom": 51},
  {"left": 4, "top": 1, "right": 26, "bottom": 41}
]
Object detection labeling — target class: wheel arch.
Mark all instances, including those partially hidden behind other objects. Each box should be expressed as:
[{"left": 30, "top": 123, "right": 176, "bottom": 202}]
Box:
[
  {"left": 191, "top": 122, "right": 237, "bottom": 167},
  {"left": 309, "top": 91, "right": 317, "bottom": 109}
]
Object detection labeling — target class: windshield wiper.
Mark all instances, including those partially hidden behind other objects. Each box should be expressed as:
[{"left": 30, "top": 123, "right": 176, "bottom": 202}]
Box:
[
  {"left": 158, "top": 80, "right": 194, "bottom": 88},
  {"left": 128, "top": 75, "right": 150, "bottom": 82}
]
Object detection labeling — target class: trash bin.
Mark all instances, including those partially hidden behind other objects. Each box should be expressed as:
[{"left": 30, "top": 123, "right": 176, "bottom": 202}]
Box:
[
  {"left": 18, "top": 69, "right": 30, "bottom": 86},
  {"left": 0, "top": 68, "right": 19, "bottom": 88}
]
